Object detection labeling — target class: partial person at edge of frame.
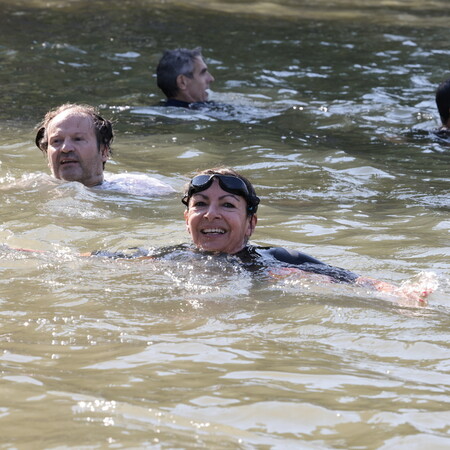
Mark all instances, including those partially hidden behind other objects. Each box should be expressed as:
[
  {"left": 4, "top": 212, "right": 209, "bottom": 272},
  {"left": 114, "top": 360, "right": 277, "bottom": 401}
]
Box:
[
  {"left": 91, "top": 167, "right": 436, "bottom": 305},
  {"left": 435, "top": 76, "right": 450, "bottom": 137},
  {"left": 35, "top": 103, "right": 174, "bottom": 193},
  {"left": 156, "top": 47, "right": 215, "bottom": 109}
]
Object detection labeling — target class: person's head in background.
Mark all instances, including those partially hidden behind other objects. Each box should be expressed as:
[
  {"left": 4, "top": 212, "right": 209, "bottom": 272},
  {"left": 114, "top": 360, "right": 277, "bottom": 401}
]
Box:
[
  {"left": 156, "top": 48, "right": 215, "bottom": 106},
  {"left": 435, "top": 77, "right": 450, "bottom": 128},
  {"left": 35, "top": 104, "right": 113, "bottom": 187}
]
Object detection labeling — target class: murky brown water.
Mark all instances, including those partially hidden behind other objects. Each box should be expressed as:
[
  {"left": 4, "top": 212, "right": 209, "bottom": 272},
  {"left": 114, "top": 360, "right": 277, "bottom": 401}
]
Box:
[{"left": 0, "top": 0, "right": 449, "bottom": 448}]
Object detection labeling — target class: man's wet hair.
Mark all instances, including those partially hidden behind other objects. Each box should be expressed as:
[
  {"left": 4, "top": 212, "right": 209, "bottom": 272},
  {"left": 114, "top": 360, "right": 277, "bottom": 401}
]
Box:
[
  {"left": 435, "top": 77, "right": 450, "bottom": 126},
  {"left": 35, "top": 103, "right": 114, "bottom": 166},
  {"left": 156, "top": 47, "right": 202, "bottom": 98}
]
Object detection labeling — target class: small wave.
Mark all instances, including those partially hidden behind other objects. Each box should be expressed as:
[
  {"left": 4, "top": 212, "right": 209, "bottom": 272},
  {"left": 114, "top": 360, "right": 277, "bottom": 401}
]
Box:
[
  {"left": 101, "top": 173, "right": 175, "bottom": 197},
  {"left": 129, "top": 95, "right": 287, "bottom": 124}
]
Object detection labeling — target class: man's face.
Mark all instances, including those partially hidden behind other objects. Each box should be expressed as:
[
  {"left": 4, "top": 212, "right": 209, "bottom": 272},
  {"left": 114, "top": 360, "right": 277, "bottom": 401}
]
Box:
[
  {"left": 46, "top": 110, "right": 108, "bottom": 187},
  {"left": 181, "top": 56, "right": 215, "bottom": 103}
]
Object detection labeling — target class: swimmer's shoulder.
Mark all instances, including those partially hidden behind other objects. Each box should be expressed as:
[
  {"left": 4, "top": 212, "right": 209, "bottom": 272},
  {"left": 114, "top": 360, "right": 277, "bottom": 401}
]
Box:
[
  {"left": 249, "top": 245, "right": 359, "bottom": 283},
  {"left": 261, "top": 246, "right": 325, "bottom": 265}
]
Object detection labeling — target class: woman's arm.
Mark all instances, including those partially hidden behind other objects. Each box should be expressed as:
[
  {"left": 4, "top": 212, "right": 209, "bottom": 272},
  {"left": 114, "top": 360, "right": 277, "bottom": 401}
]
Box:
[
  {"left": 268, "top": 267, "right": 435, "bottom": 305},
  {"left": 354, "top": 276, "right": 435, "bottom": 305}
]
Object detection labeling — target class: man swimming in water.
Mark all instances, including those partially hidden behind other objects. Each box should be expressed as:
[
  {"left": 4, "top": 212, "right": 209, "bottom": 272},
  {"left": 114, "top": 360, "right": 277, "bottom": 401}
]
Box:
[
  {"left": 36, "top": 103, "right": 113, "bottom": 187},
  {"left": 156, "top": 48, "right": 215, "bottom": 108},
  {"left": 35, "top": 103, "right": 174, "bottom": 194}
]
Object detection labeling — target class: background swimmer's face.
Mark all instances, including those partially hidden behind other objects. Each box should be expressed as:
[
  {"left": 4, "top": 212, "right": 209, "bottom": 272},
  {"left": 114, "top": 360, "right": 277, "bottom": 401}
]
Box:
[
  {"left": 179, "top": 57, "right": 214, "bottom": 103},
  {"left": 184, "top": 179, "right": 256, "bottom": 254}
]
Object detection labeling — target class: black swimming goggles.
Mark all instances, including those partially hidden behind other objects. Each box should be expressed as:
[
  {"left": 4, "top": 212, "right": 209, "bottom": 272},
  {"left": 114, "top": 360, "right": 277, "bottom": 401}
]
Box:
[{"left": 182, "top": 174, "right": 260, "bottom": 214}]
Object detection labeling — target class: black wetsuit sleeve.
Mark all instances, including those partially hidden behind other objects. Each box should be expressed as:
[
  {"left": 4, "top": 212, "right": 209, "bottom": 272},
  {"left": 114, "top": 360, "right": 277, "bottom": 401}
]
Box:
[
  {"left": 266, "top": 247, "right": 359, "bottom": 283},
  {"left": 268, "top": 247, "right": 325, "bottom": 265}
]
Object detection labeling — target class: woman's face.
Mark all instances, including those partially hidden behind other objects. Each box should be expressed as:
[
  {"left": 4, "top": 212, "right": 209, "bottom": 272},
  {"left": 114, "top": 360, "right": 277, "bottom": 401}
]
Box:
[{"left": 184, "top": 179, "right": 257, "bottom": 254}]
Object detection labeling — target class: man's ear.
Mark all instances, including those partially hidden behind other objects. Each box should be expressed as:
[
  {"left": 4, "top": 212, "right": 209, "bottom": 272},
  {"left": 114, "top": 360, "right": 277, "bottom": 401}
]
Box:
[
  {"left": 101, "top": 145, "right": 110, "bottom": 162},
  {"left": 176, "top": 74, "right": 188, "bottom": 91}
]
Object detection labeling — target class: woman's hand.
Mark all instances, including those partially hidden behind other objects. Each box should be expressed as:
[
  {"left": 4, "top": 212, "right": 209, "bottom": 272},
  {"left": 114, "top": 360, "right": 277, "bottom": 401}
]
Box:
[
  {"left": 268, "top": 267, "right": 436, "bottom": 306},
  {"left": 354, "top": 276, "right": 435, "bottom": 305}
]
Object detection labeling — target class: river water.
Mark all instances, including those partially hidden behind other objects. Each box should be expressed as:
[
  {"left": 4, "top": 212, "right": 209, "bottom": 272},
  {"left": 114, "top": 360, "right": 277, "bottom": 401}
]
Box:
[{"left": 1, "top": 0, "right": 449, "bottom": 448}]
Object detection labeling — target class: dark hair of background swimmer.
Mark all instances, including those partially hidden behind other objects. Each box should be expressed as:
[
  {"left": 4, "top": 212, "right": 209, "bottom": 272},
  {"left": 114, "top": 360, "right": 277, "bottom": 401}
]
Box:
[
  {"left": 182, "top": 167, "right": 260, "bottom": 216},
  {"left": 435, "top": 77, "right": 450, "bottom": 126},
  {"left": 156, "top": 47, "right": 203, "bottom": 98},
  {"left": 35, "top": 103, "right": 114, "bottom": 163}
]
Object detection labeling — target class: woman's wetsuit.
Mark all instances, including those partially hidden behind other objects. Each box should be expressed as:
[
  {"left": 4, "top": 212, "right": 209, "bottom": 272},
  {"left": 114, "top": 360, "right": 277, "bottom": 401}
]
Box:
[
  {"left": 93, "top": 243, "right": 359, "bottom": 284},
  {"left": 233, "top": 245, "right": 359, "bottom": 283}
]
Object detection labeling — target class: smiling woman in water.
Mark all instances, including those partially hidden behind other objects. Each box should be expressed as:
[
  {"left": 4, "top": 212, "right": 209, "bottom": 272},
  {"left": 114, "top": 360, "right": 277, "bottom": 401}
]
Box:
[
  {"left": 14, "top": 166, "right": 435, "bottom": 304},
  {"left": 176, "top": 167, "right": 436, "bottom": 303},
  {"left": 91, "top": 167, "right": 434, "bottom": 304}
]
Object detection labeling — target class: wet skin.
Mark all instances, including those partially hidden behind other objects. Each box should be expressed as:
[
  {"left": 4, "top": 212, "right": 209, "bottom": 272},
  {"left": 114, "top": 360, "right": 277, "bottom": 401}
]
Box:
[
  {"left": 177, "top": 56, "right": 215, "bottom": 103},
  {"left": 184, "top": 179, "right": 257, "bottom": 254},
  {"left": 46, "top": 110, "right": 108, "bottom": 187}
]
